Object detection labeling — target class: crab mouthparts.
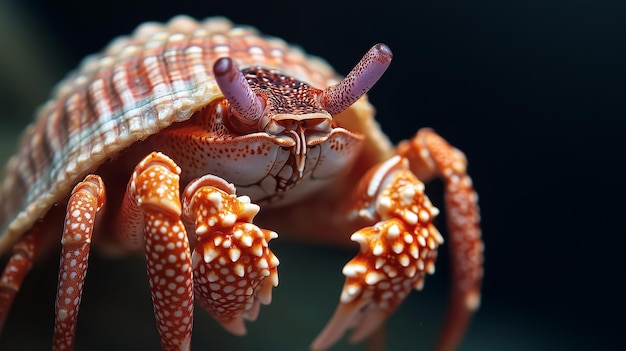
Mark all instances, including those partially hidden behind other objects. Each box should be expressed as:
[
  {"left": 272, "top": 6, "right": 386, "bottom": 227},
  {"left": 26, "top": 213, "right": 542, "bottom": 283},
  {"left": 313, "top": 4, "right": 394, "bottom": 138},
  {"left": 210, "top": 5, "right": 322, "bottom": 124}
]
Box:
[{"left": 265, "top": 114, "right": 333, "bottom": 178}]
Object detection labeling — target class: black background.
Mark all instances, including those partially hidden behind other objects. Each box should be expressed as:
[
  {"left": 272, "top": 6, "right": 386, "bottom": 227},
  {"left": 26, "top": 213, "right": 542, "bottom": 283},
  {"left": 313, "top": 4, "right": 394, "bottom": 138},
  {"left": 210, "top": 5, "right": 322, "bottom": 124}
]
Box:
[{"left": 0, "top": 0, "right": 624, "bottom": 350}]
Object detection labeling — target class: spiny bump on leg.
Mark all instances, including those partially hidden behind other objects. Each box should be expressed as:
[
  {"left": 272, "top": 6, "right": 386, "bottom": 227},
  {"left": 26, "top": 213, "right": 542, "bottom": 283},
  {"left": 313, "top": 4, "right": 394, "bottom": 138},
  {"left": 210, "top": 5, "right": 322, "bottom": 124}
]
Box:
[
  {"left": 53, "top": 175, "right": 106, "bottom": 351},
  {"left": 312, "top": 162, "right": 441, "bottom": 351},
  {"left": 183, "top": 176, "right": 279, "bottom": 335}
]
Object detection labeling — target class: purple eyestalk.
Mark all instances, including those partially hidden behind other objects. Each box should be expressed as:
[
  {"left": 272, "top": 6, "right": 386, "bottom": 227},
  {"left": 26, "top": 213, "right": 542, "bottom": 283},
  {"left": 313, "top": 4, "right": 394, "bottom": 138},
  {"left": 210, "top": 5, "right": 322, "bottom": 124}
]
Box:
[
  {"left": 321, "top": 43, "right": 393, "bottom": 115},
  {"left": 214, "top": 57, "right": 265, "bottom": 126}
]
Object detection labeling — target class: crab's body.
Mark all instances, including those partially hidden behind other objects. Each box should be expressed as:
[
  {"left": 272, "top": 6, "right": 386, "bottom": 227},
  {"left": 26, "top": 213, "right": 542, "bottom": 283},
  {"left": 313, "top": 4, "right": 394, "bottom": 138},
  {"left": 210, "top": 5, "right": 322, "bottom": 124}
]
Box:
[{"left": 0, "top": 16, "right": 483, "bottom": 351}]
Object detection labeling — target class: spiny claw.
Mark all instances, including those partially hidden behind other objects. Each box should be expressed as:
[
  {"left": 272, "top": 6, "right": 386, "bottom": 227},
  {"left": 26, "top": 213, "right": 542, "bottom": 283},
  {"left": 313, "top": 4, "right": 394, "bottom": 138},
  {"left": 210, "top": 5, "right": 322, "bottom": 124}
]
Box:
[
  {"left": 312, "top": 159, "right": 441, "bottom": 350},
  {"left": 183, "top": 175, "right": 279, "bottom": 335}
]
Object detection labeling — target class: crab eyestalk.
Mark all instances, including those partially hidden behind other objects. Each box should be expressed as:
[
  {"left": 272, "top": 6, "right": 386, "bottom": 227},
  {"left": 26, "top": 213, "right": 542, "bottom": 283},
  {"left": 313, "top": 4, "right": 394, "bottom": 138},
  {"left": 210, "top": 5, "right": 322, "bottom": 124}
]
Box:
[
  {"left": 214, "top": 57, "right": 265, "bottom": 132},
  {"left": 321, "top": 43, "right": 393, "bottom": 115}
]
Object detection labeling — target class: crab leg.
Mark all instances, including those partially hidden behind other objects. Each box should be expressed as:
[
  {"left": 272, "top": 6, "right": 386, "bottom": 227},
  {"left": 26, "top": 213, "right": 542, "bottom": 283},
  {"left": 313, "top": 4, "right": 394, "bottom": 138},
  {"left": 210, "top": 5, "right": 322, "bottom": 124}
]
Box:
[
  {"left": 397, "top": 128, "right": 483, "bottom": 351},
  {"left": 181, "top": 175, "right": 279, "bottom": 335},
  {"left": 0, "top": 225, "right": 45, "bottom": 333},
  {"left": 52, "top": 175, "right": 106, "bottom": 350},
  {"left": 311, "top": 156, "right": 443, "bottom": 351},
  {"left": 118, "top": 152, "right": 194, "bottom": 351}
]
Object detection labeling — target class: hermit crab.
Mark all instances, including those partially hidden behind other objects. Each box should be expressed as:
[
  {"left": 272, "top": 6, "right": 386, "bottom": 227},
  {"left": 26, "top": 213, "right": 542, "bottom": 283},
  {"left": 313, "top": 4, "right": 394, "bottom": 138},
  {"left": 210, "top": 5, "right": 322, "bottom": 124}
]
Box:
[{"left": 0, "top": 16, "right": 483, "bottom": 351}]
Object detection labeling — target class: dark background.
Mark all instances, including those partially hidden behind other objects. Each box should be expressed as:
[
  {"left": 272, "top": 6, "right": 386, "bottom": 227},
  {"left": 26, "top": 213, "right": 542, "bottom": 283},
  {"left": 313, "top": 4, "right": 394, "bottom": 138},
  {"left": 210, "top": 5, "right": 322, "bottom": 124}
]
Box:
[{"left": 0, "top": 0, "right": 624, "bottom": 350}]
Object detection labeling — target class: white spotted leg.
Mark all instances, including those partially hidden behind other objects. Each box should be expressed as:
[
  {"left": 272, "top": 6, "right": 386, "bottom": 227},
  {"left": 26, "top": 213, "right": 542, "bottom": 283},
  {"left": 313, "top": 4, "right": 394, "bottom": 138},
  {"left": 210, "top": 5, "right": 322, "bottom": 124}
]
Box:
[
  {"left": 311, "top": 156, "right": 443, "bottom": 351},
  {"left": 0, "top": 225, "right": 46, "bottom": 334},
  {"left": 397, "top": 128, "right": 483, "bottom": 351},
  {"left": 52, "top": 175, "right": 106, "bottom": 350},
  {"left": 181, "top": 175, "right": 279, "bottom": 335},
  {"left": 118, "top": 152, "right": 194, "bottom": 351}
]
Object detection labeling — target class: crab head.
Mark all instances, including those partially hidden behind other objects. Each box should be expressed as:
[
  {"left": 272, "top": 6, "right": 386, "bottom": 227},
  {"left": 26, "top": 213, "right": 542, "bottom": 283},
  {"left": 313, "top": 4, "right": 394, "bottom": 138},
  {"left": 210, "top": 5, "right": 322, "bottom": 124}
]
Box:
[{"left": 213, "top": 44, "right": 393, "bottom": 177}]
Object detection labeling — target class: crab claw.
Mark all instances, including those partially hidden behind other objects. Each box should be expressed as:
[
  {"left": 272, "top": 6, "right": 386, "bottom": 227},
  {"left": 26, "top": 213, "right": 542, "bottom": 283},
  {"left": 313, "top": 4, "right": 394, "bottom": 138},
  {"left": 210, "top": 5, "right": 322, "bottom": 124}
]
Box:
[
  {"left": 321, "top": 43, "right": 392, "bottom": 115},
  {"left": 311, "top": 156, "right": 442, "bottom": 351},
  {"left": 182, "top": 175, "right": 279, "bottom": 335}
]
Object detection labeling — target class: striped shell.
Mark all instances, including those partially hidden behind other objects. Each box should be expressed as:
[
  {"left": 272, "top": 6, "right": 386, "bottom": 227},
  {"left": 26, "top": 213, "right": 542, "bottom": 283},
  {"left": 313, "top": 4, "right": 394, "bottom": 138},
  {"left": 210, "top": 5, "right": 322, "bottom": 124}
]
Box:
[{"left": 0, "top": 16, "right": 381, "bottom": 253}]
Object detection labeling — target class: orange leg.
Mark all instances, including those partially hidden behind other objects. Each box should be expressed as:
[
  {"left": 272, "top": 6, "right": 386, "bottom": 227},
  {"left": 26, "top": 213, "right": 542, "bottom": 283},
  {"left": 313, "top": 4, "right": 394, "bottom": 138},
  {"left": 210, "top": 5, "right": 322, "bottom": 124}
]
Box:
[
  {"left": 0, "top": 225, "right": 45, "bottom": 333},
  {"left": 312, "top": 129, "right": 483, "bottom": 351},
  {"left": 52, "top": 175, "right": 106, "bottom": 350},
  {"left": 181, "top": 175, "right": 279, "bottom": 335},
  {"left": 118, "top": 152, "right": 194, "bottom": 351},
  {"left": 312, "top": 155, "right": 442, "bottom": 350},
  {"left": 398, "top": 128, "right": 483, "bottom": 351}
]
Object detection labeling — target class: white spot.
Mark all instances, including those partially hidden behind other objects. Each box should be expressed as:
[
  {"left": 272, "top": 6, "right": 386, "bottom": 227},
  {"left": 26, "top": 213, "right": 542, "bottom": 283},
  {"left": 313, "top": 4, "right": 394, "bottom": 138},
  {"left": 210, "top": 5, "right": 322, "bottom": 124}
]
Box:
[
  {"left": 372, "top": 244, "right": 384, "bottom": 256},
  {"left": 340, "top": 283, "right": 362, "bottom": 303},
  {"left": 381, "top": 291, "right": 394, "bottom": 300},
  {"left": 404, "top": 265, "right": 417, "bottom": 278},
  {"left": 426, "top": 261, "right": 435, "bottom": 274},
  {"left": 466, "top": 290, "right": 481, "bottom": 310},
  {"left": 241, "top": 234, "right": 253, "bottom": 247},
  {"left": 210, "top": 292, "right": 221, "bottom": 300},
  {"left": 196, "top": 225, "right": 208, "bottom": 235},
  {"left": 257, "top": 258, "right": 268, "bottom": 269},
  {"left": 401, "top": 186, "right": 415, "bottom": 205},
  {"left": 375, "top": 258, "right": 385, "bottom": 269},
  {"left": 229, "top": 247, "right": 241, "bottom": 262},
  {"left": 233, "top": 263, "right": 245, "bottom": 277},
  {"left": 251, "top": 244, "right": 263, "bottom": 257},
  {"left": 342, "top": 263, "right": 367, "bottom": 277},
  {"left": 392, "top": 241, "right": 404, "bottom": 254},
  {"left": 208, "top": 192, "right": 223, "bottom": 208},
  {"left": 410, "top": 245, "right": 420, "bottom": 259},
  {"left": 387, "top": 224, "right": 400, "bottom": 238},
  {"left": 403, "top": 210, "right": 418, "bottom": 225},
  {"left": 221, "top": 213, "right": 237, "bottom": 227},
  {"left": 248, "top": 46, "right": 264, "bottom": 56},
  {"left": 417, "top": 235, "right": 426, "bottom": 247},
  {"left": 364, "top": 272, "right": 385, "bottom": 286},
  {"left": 58, "top": 309, "right": 68, "bottom": 321}
]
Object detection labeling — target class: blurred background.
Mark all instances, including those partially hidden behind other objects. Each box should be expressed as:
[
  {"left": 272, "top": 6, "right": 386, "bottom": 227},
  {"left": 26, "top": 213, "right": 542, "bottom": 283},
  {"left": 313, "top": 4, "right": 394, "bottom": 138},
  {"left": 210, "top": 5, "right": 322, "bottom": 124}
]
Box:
[{"left": 0, "top": 0, "right": 624, "bottom": 350}]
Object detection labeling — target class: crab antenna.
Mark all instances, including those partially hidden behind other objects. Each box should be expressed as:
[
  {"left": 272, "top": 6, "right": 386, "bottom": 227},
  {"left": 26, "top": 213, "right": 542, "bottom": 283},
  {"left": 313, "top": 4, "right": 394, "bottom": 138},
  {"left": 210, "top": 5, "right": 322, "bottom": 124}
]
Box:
[
  {"left": 321, "top": 43, "right": 393, "bottom": 115},
  {"left": 214, "top": 57, "right": 265, "bottom": 124}
]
